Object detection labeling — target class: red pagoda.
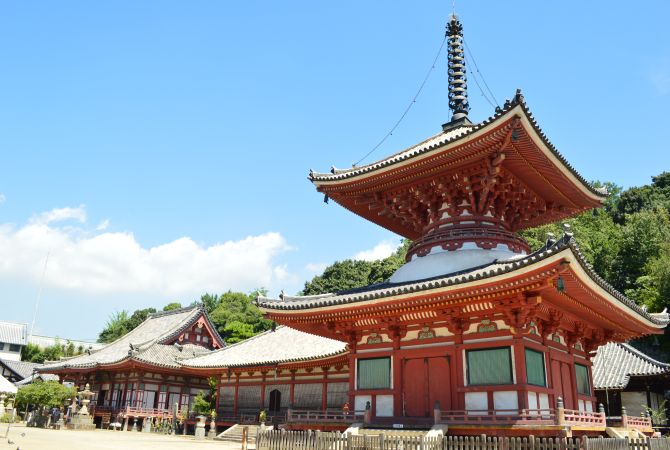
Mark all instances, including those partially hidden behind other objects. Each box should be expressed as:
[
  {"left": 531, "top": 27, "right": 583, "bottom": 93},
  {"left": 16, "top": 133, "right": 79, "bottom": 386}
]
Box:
[{"left": 257, "top": 15, "right": 669, "bottom": 435}]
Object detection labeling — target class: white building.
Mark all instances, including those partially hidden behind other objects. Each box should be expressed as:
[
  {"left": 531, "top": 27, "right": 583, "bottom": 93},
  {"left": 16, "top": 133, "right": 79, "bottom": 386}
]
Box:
[{"left": 0, "top": 321, "right": 27, "bottom": 361}]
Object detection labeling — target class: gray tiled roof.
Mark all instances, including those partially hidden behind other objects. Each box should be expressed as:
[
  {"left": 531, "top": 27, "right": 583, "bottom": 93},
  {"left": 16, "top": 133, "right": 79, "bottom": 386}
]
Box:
[
  {"left": 309, "top": 90, "right": 608, "bottom": 199},
  {"left": 257, "top": 233, "right": 669, "bottom": 328},
  {"left": 39, "top": 305, "right": 223, "bottom": 371},
  {"left": 182, "top": 326, "right": 347, "bottom": 368},
  {"left": 592, "top": 342, "right": 670, "bottom": 389},
  {"left": 15, "top": 373, "right": 59, "bottom": 386},
  {"left": 28, "top": 335, "right": 104, "bottom": 351},
  {"left": 0, "top": 321, "right": 27, "bottom": 346},
  {"left": 0, "top": 358, "right": 43, "bottom": 380}
]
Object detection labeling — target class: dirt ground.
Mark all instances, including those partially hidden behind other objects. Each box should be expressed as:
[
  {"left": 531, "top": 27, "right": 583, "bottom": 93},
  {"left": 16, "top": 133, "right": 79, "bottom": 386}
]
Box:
[{"left": 2, "top": 423, "right": 244, "bottom": 450}]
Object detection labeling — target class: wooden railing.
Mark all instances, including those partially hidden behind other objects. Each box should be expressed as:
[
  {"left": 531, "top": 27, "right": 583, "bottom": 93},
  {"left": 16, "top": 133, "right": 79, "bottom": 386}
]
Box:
[
  {"left": 562, "top": 408, "right": 606, "bottom": 427},
  {"left": 288, "top": 409, "right": 365, "bottom": 423},
  {"left": 123, "top": 406, "right": 173, "bottom": 418},
  {"left": 625, "top": 415, "right": 653, "bottom": 431},
  {"left": 438, "top": 409, "right": 556, "bottom": 425}
]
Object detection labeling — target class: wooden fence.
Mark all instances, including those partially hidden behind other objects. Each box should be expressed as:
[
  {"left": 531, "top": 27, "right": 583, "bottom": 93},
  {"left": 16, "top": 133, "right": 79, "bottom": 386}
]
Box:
[{"left": 256, "top": 431, "right": 670, "bottom": 450}]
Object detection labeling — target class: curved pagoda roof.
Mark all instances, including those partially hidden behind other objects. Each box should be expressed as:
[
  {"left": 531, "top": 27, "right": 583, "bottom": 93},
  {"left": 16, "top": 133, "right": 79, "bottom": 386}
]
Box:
[
  {"left": 257, "top": 232, "right": 669, "bottom": 340},
  {"left": 310, "top": 91, "right": 607, "bottom": 239},
  {"left": 39, "top": 305, "right": 223, "bottom": 373}
]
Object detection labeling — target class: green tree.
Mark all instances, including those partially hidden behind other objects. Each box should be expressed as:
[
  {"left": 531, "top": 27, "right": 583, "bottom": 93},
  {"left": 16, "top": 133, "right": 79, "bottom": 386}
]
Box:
[
  {"left": 611, "top": 208, "right": 670, "bottom": 293},
  {"left": 98, "top": 310, "right": 130, "bottom": 343},
  {"left": 208, "top": 290, "right": 272, "bottom": 342},
  {"left": 163, "top": 302, "right": 182, "bottom": 312},
  {"left": 15, "top": 381, "right": 76, "bottom": 411},
  {"left": 302, "top": 239, "right": 410, "bottom": 295},
  {"left": 21, "top": 343, "right": 45, "bottom": 363}
]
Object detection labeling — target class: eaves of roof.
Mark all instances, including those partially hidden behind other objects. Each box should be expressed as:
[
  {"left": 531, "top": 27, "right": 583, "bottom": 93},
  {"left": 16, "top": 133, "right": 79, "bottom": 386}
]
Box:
[
  {"left": 257, "top": 233, "right": 668, "bottom": 328},
  {"left": 309, "top": 90, "right": 607, "bottom": 200}
]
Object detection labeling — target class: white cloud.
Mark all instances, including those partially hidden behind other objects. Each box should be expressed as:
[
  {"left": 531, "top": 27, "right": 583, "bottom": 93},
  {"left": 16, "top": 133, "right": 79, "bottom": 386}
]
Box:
[
  {"left": 0, "top": 194, "right": 5, "bottom": 204},
  {"left": 352, "top": 240, "right": 397, "bottom": 261},
  {"left": 305, "top": 262, "right": 328, "bottom": 273},
  {"left": 96, "top": 219, "right": 110, "bottom": 231},
  {"left": 0, "top": 206, "right": 294, "bottom": 298},
  {"left": 31, "top": 205, "right": 87, "bottom": 225}
]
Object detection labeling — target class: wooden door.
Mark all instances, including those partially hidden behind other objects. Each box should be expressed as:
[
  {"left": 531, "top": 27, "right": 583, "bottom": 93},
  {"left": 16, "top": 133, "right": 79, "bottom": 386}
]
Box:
[
  {"left": 551, "top": 359, "right": 575, "bottom": 410},
  {"left": 403, "top": 356, "right": 451, "bottom": 417},
  {"left": 403, "top": 358, "right": 427, "bottom": 416},
  {"left": 428, "top": 357, "right": 451, "bottom": 411},
  {"left": 268, "top": 389, "right": 281, "bottom": 413},
  {"left": 560, "top": 362, "right": 575, "bottom": 409}
]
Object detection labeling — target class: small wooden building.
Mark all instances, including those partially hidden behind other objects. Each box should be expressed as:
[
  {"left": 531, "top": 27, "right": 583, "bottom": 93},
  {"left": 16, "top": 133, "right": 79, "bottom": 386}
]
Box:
[{"left": 593, "top": 342, "right": 669, "bottom": 424}]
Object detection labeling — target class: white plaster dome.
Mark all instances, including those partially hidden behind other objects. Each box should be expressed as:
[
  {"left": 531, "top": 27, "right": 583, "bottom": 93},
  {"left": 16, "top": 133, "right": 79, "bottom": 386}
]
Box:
[{"left": 389, "top": 243, "right": 527, "bottom": 284}]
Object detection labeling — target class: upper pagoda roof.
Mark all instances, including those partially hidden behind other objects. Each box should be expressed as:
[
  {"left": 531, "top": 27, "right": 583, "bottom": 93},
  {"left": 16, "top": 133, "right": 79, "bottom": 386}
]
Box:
[
  {"left": 309, "top": 91, "right": 607, "bottom": 238},
  {"left": 39, "top": 305, "right": 223, "bottom": 372},
  {"left": 592, "top": 342, "right": 670, "bottom": 389},
  {"left": 257, "top": 233, "right": 669, "bottom": 337}
]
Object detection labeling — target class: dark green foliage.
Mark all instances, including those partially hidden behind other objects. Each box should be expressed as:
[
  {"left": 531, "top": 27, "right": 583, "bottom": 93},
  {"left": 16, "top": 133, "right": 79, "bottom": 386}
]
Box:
[
  {"left": 208, "top": 290, "right": 272, "bottom": 344},
  {"left": 98, "top": 310, "right": 130, "bottom": 343},
  {"left": 302, "top": 239, "right": 410, "bottom": 295},
  {"left": 163, "top": 302, "right": 182, "bottom": 312},
  {"left": 21, "top": 343, "right": 44, "bottom": 363}
]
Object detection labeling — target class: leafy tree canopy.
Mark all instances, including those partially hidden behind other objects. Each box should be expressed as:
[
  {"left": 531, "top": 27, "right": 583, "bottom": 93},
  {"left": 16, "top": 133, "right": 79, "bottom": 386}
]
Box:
[
  {"left": 302, "top": 239, "right": 410, "bottom": 295},
  {"left": 15, "top": 381, "right": 76, "bottom": 410}
]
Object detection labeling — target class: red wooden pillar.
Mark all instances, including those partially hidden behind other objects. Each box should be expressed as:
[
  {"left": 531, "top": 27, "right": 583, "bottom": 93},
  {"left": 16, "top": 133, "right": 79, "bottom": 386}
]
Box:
[
  {"left": 215, "top": 375, "right": 222, "bottom": 414},
  {"left": 289, "top": 370, "right": 296, "bottom": 406},
  {"left": 568, "top": 357, "right": 579, "bottom": 410},
  {"left": 347, "top": 341, "right": 357, "bottom": 407},
  {"left": 260, "top": 371, "right": 267, "bottom": 410},
  {"left": 513, "top": 335, "right": 528, "bottom": 410},
  {"left": 454, "top": 338, "right": 465, "bottom": 410},
  {"left": 321, "top": 367, "right": 329, "bottom": 411},
  {"left": 392, "top": 334, "right": 403, "bottom": 417},
  {"left": 233, "top": 373, "right": 239, "bottom": 415}
]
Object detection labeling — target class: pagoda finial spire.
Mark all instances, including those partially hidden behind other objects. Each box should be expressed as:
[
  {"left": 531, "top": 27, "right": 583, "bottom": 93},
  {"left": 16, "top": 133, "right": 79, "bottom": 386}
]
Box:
[{"left": 443, "top": 13, "right": 471, "bottom": 130}]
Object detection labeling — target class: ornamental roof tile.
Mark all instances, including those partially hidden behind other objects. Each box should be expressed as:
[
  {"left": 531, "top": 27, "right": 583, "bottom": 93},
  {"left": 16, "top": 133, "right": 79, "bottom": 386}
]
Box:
[
  {"left": 39, "top": 305, "right": 223, "bottom": 372},
  {"left": 310, "top": 90, "right": 607, "bottom": 199},
  {"left": 257, "top": 233, "right": 669, "bottom": 328},
  {"left": 182, "top": 326, "right": 347, "bottom": 369},
  {"left": 592, "top": 342, "right": 670, "bottom": 390},
  {"left": 0, "top": 321, "right": 27, "bottom": 346}
]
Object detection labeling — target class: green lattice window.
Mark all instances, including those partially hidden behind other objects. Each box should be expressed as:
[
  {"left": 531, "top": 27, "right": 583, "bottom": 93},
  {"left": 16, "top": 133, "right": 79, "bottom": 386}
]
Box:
[
  {"left": 525, "top": 348, "right": 546, "bottom": 387},
  {"left": 357, "top": 357, "right": 391, "bottom": 389},
  {"left": 575, "top": 364, "right": 590, "bottom": 395},
  {"left": 466, "top": 347, "right": 513, "bottom": 385}
]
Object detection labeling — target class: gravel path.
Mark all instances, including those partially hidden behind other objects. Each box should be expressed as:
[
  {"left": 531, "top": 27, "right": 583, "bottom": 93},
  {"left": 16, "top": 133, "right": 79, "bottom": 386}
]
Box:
[{"left": 3, "top": 423, "right": 244, "bottom": 450}]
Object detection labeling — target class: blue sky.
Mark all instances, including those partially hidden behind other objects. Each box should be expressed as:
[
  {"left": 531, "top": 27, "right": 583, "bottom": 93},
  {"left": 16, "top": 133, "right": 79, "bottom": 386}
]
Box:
[{"left": 1, "top": 1, "right": 669, "bottom": 341}]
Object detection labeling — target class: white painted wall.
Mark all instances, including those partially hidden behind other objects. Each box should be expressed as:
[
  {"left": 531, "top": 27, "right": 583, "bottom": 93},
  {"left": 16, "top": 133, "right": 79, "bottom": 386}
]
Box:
[{"left": 376, "top": 395, "right": 394, "bottom": 417}]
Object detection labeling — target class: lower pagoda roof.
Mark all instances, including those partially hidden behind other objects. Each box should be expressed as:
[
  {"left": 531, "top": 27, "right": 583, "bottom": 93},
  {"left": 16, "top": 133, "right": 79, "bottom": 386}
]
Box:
[{"left": 257, "top": 233, "right": 669, "bottom": 337}]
